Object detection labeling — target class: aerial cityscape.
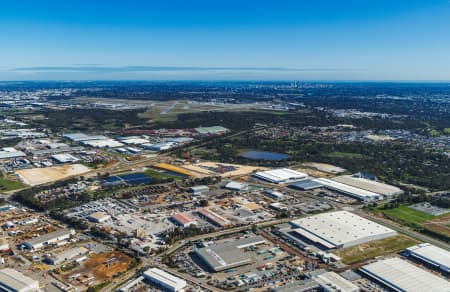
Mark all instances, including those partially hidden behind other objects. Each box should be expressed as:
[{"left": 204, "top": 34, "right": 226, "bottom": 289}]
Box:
[{"left": 0, "top": 1, "right": 449, "bottom": 292}]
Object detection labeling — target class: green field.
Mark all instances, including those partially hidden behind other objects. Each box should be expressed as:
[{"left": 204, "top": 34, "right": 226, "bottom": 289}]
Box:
[
  {"left": 0, "top": 176, "right": 25, "bottom": 192},
  {"left": 376, "top": 205, "right": 435, "bottom": 227},
  {"left": 144, "top": 169, "right": 181, "bottom": 181},
  {"left": 323, "top": 151, "right": 364, "bottom": 159},
  {"left": 335, "top": 235, "right": 419, "bottom": 264}
]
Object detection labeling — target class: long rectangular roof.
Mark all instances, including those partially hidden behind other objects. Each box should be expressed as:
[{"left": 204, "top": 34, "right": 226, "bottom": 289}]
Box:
[
  {"left": 196, "top": 236, "right": 266, "bottom": 271},
  {"left": 332, "top": 175, "right": 403, "bottom": 196},
  {"left": 25, "top": 228, "right": 74, "bottom": 246},
  {"left": 360, "top": 257, "right": 450, "bottom": 292},
  {"left": 407, "top": 243, "right": 450, "bottom": 272},
  {"left": 290, "top": 211, "right": 396, "bottom": 248},
  {"left": 254, "top": 168, "right": 307, "bottom": 183},
  {"left": 312, "top": 178, "right": 381, "bottom": 200},
  {"left": 144, "top": 268, "right": 186, "bottom": 291},
  {"left": 0, "top": 268, "right": 39, "bottom": 292}
]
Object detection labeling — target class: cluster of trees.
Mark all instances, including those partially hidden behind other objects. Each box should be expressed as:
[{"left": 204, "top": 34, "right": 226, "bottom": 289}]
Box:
[{"left": 162, "top": 225, "right": 214, "bottom": 245}]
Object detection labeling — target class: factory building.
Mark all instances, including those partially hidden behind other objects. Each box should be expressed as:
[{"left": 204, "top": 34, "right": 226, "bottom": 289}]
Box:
[
  {"left": 312, "top": 178, "right": 381, "bottom": 201},
  {"left": 224, "top": 181, "right": 248, "bottom": 191},
  {"left": 0, "top": 147, "right": 26, "bottom": 160},
  {"left": 188, "top": 185, "right": 209, "bottom": 195},
  {"left": 332, "top": 175, "right": 404, "bottom": 197},
  {"left": 406, "top": 243, "right": 450, "bottom": 273},
  {"left": 195, "top": 236, "right": 267, "bottom": 272},
  {"left": 289, "top": 180, "right": 323, "bottom": 191},
  {"left": 143, "top": 268, "right": 187, "bottom": 292},
  {"left": 0, "top": 268, "right": 39, "bottom": 292},
  {"left": 88, "top": 211, "right": 111, "bottom": 223},
  {"left": 290, "top": 211, "right": 396, "bottom": 249},
  {"left": 51, "top": 153, "right": 79, "bottom": 163},
  {"left": 171, "top": 213, "right": 197, "bottom": 227},
  {"left": 263, "top": 190, "right": 284, "bottom": 200},
  {"left": 314, "top": 271, "right": 359, "bottom": 292},
  {"left": 195, "top": 126, "right": 229, "bottom": 135},
  {"left": 197, "top": 208, "right": 231, "bottom": 227},
  {"left": 23, "top": 228, "right": 75, "bottom": 250},
  {"left": 45, "top": 247, "right": 89, "bottom": 265},
  {"left": 360, "top": 257, "right": 450, "bottom": 292},
  {"left": 253, "top": 168, "right": 307, "bottom": 184}
]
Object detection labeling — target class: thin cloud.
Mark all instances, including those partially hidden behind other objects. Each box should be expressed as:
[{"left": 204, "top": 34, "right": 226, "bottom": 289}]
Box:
[{"left": 10, "top": 65, "right": 363, "bottom": 73}]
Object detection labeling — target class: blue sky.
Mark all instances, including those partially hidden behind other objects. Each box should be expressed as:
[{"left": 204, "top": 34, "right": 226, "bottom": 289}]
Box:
[{"left": 0, "top": 0, "right": 449, "bottom": 80}]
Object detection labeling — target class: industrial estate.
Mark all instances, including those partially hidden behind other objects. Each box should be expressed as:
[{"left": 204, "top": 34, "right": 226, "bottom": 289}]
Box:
[{"left": 0, "top": 81, "right": 448, "bottom": 292}]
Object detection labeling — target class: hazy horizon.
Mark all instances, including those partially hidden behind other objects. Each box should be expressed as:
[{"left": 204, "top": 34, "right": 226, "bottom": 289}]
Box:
[{"left": 1, "top": 0, "right": 450, "bottom": 81}]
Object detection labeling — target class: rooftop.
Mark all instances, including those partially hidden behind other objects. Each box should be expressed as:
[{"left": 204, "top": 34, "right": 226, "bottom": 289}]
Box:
[
  {"left": 0, "top": 268, "right": 39, "bottom": 292},
  {"left": 360, "top": 257, "right": 450, "bottom": 292},
  {"left": 290, "top": 211, "right": 396, "bottom": 248}
]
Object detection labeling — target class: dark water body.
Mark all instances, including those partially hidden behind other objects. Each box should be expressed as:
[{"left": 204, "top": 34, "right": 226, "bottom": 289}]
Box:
[{"left": 240, "top": 150, "right": 289, "bottom": 161}]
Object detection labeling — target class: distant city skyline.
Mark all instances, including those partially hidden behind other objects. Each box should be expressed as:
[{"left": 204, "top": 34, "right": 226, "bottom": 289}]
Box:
[{"left": 1, "top": 0, "right": 449, "bottom": 80}]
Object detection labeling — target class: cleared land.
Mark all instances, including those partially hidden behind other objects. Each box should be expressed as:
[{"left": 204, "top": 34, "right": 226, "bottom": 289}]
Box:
[
  {"left": 335, "top": 235, "right": 419, "bottom": 264},
  {"left": 422, "top": 213, "right": 450, "bottom": 239},
  {"left": 15, "top": 164, "right": 90, "bottom": 186},
  {"left": 83, "top": 251, "right": 132, "bottom": 279}
]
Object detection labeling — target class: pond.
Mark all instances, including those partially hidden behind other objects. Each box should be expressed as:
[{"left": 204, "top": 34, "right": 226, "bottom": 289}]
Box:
[{"left": 240, "top": 150, "right": 289, "bottom": 161}]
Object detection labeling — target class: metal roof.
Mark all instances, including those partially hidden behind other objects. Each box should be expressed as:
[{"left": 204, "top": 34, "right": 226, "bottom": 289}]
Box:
[
  {"left": 143, "top": 268, "right": 186, "bottom": 291},
  {"left": 407, "top": 243, "right": 450, "bottom": 272},
  {"left": 290, "top": 211, "right": 396, "bottom": 248},
  {"left": 0, "top": 268, "right": 39, "bottom": 292},
  {"left": 360, "top": 257, "right": 450, "bottom": 292},
  {"left": 196, "top": 236, "right": 266, "bottom": 271}
]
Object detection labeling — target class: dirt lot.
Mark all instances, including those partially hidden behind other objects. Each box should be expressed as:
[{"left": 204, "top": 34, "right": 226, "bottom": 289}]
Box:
[
  {"left": 15, "top": 164, "right": 90, "bottom": 186},
  {"left": 423, "top": 213, "right": 450, "bottom": 238},
  {"left": 84, "top": 251, "right": 132, "bottom": 279}
]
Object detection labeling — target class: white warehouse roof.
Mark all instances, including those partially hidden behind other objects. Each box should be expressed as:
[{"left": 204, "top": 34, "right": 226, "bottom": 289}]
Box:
[
  {"left": 312, "top": 178, "right": 381, "bottom": 201},
  {"left": 290, "top": 211, "right": 396, "bottom": 249},
  {"left": 0, "top": 268, "right": 39, "bottom": 292},
  {"left": 314, "top": 271, "right": 360, "bottom": 292},
  {"left": 360, "top": 257, "right": 450, "bottom": 292},
  {"left": 253, "top": 168, "right": 307, "bottom": 184},
  {"left": 143, "top": 268, "right": 187, "bottom": 292},
  {"left": 332, "top": 175, "right": 403, "bottom": 197},
  {"left": 407, "top": 243, "right": 450, "bottom": 273}
]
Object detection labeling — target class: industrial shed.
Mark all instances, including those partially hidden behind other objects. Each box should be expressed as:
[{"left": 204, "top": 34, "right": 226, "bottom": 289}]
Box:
[
  {"left": 290, "top": 211, "right": 396, "bottom": 249},
  {"left": 360, "top": 257, "right": 450, "bottom": 292},
  {"left": 195, "top": 236, "right": 266, "bottom": 272},
  {"left": 0, "top": 268, "right": 39, "bottom": 292},
  {"left": 406, "top": 243, "right": 450, "bottom": 273},
  {"left": 143, "top": 268, "right": 187, "bottom": 292},
  {"left": 253, "top": 168, "right": 308, "bottom": 184}
]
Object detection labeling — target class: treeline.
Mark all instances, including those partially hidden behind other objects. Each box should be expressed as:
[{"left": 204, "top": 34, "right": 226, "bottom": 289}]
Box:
[{"left": 207, "top": 134, "right": 450, "bottom": 191}]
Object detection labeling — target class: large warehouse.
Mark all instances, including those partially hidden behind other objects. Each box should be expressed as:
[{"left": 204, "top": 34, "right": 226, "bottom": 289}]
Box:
[
  {"left": 360, "top": 257, "right": 450, "bottom": 292},
  {"left": 0, "top": 268, "right": 39, "bottom": 292},
  {"left": 195, "top": 236, "right": 266, "bottom": 272},
  {"left": 253, "top": 168, "right": 308, "bottom": 184},
  {"left": 331, "top": 175, "right": 404, "bottom": 197},
  {"left": 312, "top": 178, "right": 381, "bottom": 201},
  {"left": 143, "top": 268, "right": 186, "bottom": 292},
  {"left": 406, "top": 243, "right": 450, "bottom": 273},
  {"left": 23, "top": 228, "right": 75, "bottom": 250},
  {"left": 290, "top": 211, "right": 396, "bottom": 249}
]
